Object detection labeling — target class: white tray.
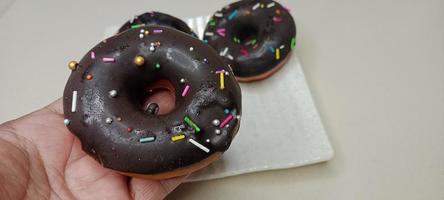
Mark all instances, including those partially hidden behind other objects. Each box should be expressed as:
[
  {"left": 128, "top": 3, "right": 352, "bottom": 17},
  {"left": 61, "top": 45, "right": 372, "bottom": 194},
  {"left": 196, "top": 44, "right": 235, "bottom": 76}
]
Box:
[{"left": 104, "top": 16, "right": 333, "bottom": 182}]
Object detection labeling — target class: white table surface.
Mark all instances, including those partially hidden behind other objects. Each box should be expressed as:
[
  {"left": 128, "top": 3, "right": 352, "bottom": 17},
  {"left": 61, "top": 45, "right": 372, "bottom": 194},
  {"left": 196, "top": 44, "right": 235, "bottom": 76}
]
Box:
[{"left": 0, "top": 0, "right": 443, "bottom": 199}]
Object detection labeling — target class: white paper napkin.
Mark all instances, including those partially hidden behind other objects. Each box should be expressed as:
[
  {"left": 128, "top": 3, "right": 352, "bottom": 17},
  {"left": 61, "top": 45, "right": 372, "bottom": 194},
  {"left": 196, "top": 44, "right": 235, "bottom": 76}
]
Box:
[{"left": 104, "top": 16, "right": 333, "bottom": 182}]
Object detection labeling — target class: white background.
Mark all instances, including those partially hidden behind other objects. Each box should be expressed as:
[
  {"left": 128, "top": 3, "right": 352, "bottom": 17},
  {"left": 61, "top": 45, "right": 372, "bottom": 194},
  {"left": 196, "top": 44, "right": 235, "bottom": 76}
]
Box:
[{"left": 0, "top": 0, "right": 443, "bottom": 199}]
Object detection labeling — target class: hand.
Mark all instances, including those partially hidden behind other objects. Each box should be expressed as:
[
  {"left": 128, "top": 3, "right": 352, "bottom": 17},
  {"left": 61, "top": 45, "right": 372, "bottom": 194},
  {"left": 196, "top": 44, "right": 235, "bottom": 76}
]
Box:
[{"left": 0, "top": 99, "right": 184, "bottom": 200}]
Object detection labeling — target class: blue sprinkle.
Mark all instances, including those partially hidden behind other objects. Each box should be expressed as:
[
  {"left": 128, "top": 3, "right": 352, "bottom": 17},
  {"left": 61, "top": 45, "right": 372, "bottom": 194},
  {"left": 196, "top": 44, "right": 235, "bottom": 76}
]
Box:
[
  {"left": 203, "top": 40, "right": 208, "bottom": 44},
  {"left": 224, "top": 108, "right": 230, "bottom": 115},
  {"left": 228, "top": 10, "right": 238, "bottom": 21},
  {"left": 269, "top": 47, "right": 275, "bottom": 53},
  {"left": 139, "top": 136, "right": 156, "bottom": 143}
]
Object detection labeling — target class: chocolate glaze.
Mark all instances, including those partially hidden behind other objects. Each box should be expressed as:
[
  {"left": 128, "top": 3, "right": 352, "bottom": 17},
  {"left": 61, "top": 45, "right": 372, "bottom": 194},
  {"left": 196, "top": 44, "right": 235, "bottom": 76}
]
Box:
[
  {"left": 203, "top": 0, "right": 296, "bottom": 79},
  {"left": 63, "top": 26, "right": 242, "bottom": 174},
  {"left": 118, "top": 11, "right": 196, "bottom": 37}
]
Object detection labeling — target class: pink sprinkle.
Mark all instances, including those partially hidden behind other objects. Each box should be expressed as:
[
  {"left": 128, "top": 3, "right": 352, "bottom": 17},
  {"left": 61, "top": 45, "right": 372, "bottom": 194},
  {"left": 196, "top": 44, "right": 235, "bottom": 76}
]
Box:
[
  {"left": 273, "top": 17, "right": 283, "bottom": 23},
  {"left": 182, "top": 85, "right": 190, "bottom": 97},
  {"left": 219, "top": 115, "right": 233, "bottom": 128},
  {"left": 284, "top": 6, "right": 291, "bottom": 11},
  {"left": 215, "top": 69, "right": 225, "bottom": 74},
  {"left": 91, "top": 51, "right": 96, "bottom": 59},
  {"left": 216, "top": 28, "right": 226, "bottom": 37},
  {"left": 153, "top": 29, "right": 163, "bottom": 34},
  {"left": 102, "top": 57, "right": 115, "bottom": 63},
  {"left": 240, "top": 48, "right": 250, "bottom": 57}
]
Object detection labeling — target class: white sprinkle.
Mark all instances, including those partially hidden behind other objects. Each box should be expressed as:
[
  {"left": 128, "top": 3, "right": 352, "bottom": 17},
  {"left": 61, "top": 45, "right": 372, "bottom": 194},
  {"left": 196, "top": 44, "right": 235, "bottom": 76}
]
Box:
[
  {"left": 220, "top": 47, "right": 229, "bottom": 56},
  {"left": 105, "top": 117, "right": 113, "bottom": 124},
  {"left": 150, "top": 45, "right": 155, "bottom": 52},
  {"left": 71, "top": 91, "right": 77, "bottom": 113},
  {"left": 225, "top": 71, "right": 229, "bottom": 75},
  {"left": 215, "top": 12, "right": 223, "bottom": 18},
  {"left": 206, "top": 139, "right": 211, "bottom": 143},
  {"left": 188, "top": 139, "right": 210, "bottom": 153},
  {"left": 212, "top": 119, "right": 220, "bottom": 126},
  {"left": 236, "top": 115, "right": 241, "bottom": 119},
  {"left": 227, "top": 54, "right": 234, "bottom": 60},
  {"left": 140, "top": 29, "right": 144, "bottom": 33},
  {"left": 180, "top": 78, "right": 186, "bottom": 84},
  {"left": 205, "top": 32, "right": 214, "bottom": 36},
  {"left": 215, "top": 129, "right": 221, "bottom": 135},
  {"left": 280, "top": 45, "right": 285, "bottom": 49},
  {"left": 252, "top": 3, "right": 260, "bottom": 10},
  {"left": 64, "top": 119, "right": 71, "bottom": 125},
  {"left": 189, "top": 47, "right": 194, "bottom": 51},
  {"left": 267, "top": 2, "right": 275, "bottom": 8},
  {"left": 139, "top": 34, "right": 144, "bottom": 39},
  {"left": 108, "top": 90, "right": 117, "bottom": 98}
]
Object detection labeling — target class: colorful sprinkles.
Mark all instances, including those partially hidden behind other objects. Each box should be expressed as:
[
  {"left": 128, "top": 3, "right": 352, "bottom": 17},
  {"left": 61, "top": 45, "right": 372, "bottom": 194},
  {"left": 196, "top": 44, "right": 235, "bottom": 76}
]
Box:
[
  {"left": 252, "top": 3, "right": 260, "bottom": 10},
  {"left": 276, "top": 48, "right": 281, "bottom": 60},
  {"left": 103, "top": 57, "right": 115, "bottom": 63},
  {"left": 65, "top": 26, "right": 241, "bottom": 162},
  {"left": 139, "top": 136, "right": 156, "bottom": 143},
  {"left": 228, "top": 9, "right": 238, "bottom": 20},
  {"left": 220, "top": 115, "right": 233, "bottom": 128},
  {"left": 131, "top": 24, "right": 145, "bottom": 29},
  {"left": 217, "top": 28, "right": 226, "bottom": 37},
  {"left": 153, "top": 29, "right": 163, "bottom": 34},
  {"left": 171, "top": 135, "right": 186, "bottom": 142},
  {"left": 188, "top": 138, "right": 210, "bottom": 153},
  {"left": 218, "top": 71, "right": 225, "bottom": 90},
  {"left": 184, "top": 116, "right": 201, "bottom": 133},
  {"left": 182, "top": 84, "right": 191, "bottom": 97},
  {"left": 71, "top": 91, "right": 77, "bottom": 113},
  {"left": 291, "top": 37, "right": 296, "bottom": 49}
]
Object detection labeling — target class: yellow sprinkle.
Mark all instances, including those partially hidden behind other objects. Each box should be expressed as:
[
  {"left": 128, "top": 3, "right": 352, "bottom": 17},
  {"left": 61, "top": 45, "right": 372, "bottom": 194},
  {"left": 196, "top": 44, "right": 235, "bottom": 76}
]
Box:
[
  {"left": 220, "top": 72, "right": 225, "bottom": 90},
  {"left": 276, "top": 48, "right": 280, "bottom": 60},
  {"left": 171, "top": 135, "right": 185, "bottom": 142}
]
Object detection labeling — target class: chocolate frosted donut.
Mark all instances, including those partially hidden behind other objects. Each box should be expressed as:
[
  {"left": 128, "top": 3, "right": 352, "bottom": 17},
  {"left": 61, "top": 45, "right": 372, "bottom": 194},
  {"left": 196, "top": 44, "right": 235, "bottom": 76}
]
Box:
[
  {"left": 203, "top": 0, "right": 297, "bottom": 82},
  {"left": 63, "top": 26, "right": 242, "bottom": 179},
  {"left": 118, "top": 11, "right": 196, "bottom": 37}
]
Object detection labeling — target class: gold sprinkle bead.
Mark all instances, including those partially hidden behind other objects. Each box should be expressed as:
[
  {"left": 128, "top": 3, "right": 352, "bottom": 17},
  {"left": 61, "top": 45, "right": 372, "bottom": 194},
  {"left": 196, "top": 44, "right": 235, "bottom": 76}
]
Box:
[
  {"left": 68, "top": 61, "right": 78, "bottom": 70},
  {"left": 144, "top": 30, "right": 150, "bottom": 35},
  {"left": 134, "top": 55, "right": 145, "bottom": 66},
  {"left": 86, "top": 74, "right": 93, "bottom": 80}
]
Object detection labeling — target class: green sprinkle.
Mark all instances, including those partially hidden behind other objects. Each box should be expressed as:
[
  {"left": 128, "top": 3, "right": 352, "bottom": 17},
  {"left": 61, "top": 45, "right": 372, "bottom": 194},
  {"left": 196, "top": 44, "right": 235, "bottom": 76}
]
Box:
[
  {"left": 233, "top": 37, "right": 240, "bottom": 44},
  {"left": 155, "top": 63, "right": 161, "bottom": 69},
  {"left": 139, "top": 136, "right": 155, "bottom": 143},
  {"left": 184, "top": 116, "right": 201, "bottom": 133},
  {"left": 209, "top": 19, "right": 216, "bottom": 27},
  {"left": 131, "top": 24, "right": 145, "bottom": 29},
  {"left": 291, "top": 37, "right": 296, "bottom": 49},
  {"left": 250, "top": 39, "right": 257, "bottom": 45}
]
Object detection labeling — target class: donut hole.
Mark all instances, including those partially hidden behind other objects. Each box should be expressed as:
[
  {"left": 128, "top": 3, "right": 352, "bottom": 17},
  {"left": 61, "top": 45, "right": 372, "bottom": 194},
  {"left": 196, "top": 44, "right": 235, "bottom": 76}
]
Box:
[
  {"left": 233, "top": 24, "right": 260, "bottom": 45},
  {"left": 141, "top": 79, "right": 176, "bottom": 115}
]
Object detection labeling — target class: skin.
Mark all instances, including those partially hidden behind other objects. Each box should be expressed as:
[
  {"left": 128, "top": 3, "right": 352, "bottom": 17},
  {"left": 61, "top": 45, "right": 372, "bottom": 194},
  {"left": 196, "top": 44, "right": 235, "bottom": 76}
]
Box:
[{"left": 0, "top": 98, "right": 184, "bottom": 200}]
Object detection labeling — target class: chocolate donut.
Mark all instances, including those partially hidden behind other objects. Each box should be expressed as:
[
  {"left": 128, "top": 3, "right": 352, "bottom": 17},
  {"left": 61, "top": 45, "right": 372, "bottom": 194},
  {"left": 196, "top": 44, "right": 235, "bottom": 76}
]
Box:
[
  {"left": 63, "top": 26, "right": 242, "bottom": 179},
  {"left": 118, "top": 11, "right": 196, "bottom": 37},
  {"left": 203, "top": 0, "right": 296, "bottom": 82}
]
